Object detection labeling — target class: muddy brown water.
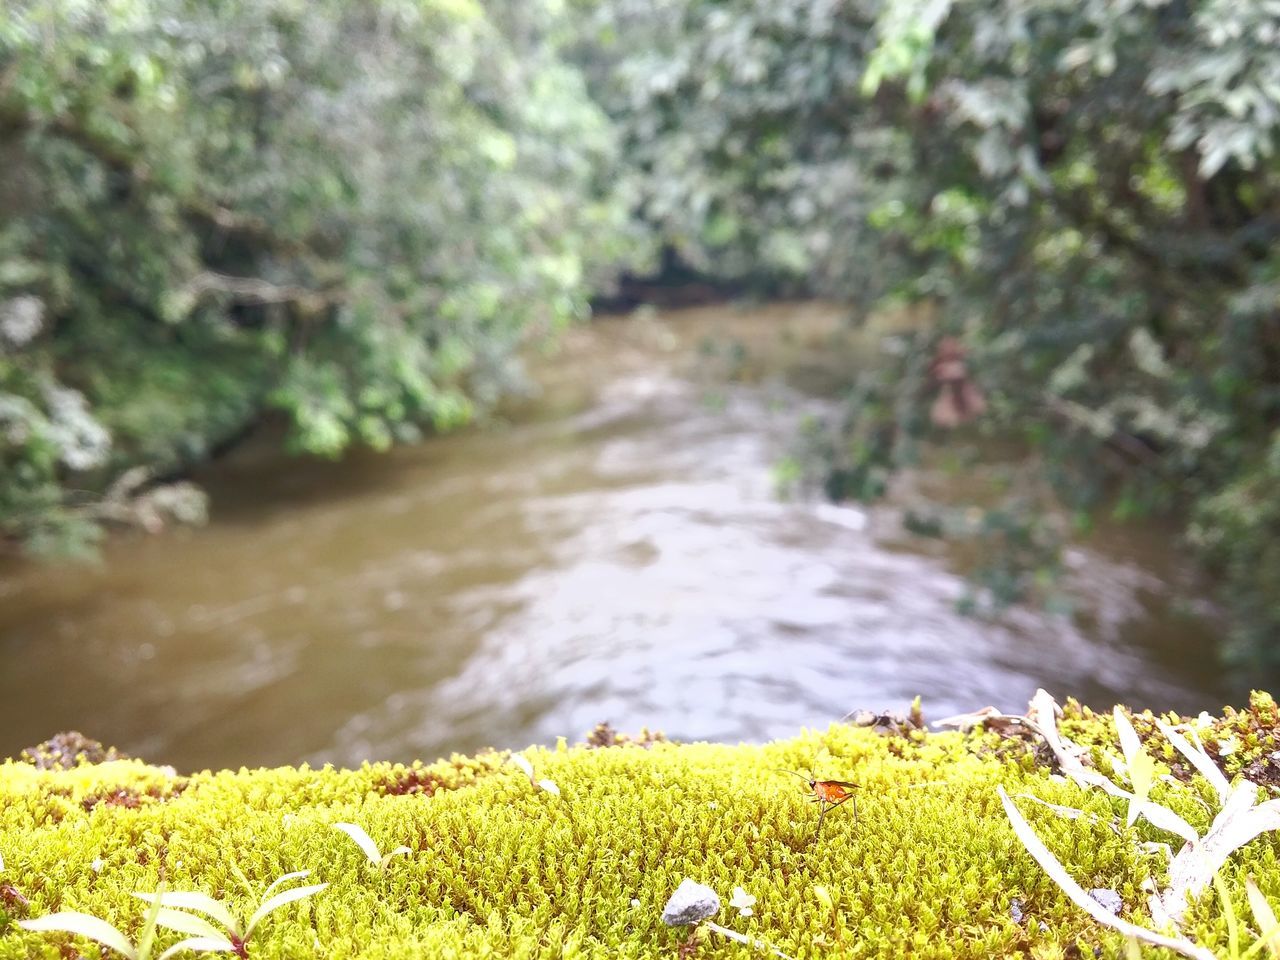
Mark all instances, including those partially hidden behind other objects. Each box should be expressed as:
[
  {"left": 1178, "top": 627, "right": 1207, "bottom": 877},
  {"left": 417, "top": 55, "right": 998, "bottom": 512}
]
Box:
[{"left": 0, "top": 303, "right": 1239, "bottom": 771}]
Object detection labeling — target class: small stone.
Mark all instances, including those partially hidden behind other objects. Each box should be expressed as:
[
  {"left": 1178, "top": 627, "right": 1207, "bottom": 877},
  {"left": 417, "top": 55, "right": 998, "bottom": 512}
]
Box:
[
  {"left": 661, "top": 879, "right": 720, "bottom": 926},
  {"left": 1009, "top": 897, "right": 1025, "bottom": 924},
  {"left": 1088, "top": 889, "right": 1123, "bottom": 916}
]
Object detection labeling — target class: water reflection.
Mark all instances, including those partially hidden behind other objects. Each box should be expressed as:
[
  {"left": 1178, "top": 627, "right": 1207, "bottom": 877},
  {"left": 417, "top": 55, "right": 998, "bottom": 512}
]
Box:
[{"left": 0, "top": 303, "right": 1234, "bottom": 770}]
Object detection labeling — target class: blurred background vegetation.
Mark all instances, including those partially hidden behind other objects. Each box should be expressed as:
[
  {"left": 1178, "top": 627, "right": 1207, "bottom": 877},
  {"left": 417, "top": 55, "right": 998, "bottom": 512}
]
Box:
[{"left": 3, "top": 0, "right": 1279, "bottom": 668}]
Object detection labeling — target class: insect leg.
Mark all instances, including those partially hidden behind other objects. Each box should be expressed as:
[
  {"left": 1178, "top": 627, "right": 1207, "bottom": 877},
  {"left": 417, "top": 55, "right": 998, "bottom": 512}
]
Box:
[{"left": 812, "top": 802, "right": 828, "bottom": 846}]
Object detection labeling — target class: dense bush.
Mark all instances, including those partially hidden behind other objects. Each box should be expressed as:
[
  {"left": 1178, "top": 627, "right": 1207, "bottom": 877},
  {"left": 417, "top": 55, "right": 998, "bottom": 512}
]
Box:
[
  {"left": 575, "top": 0, "right": 1280, "bottom": 667},
  {"left": 0, "top": 0, "right": 634, "bottom": 554}
]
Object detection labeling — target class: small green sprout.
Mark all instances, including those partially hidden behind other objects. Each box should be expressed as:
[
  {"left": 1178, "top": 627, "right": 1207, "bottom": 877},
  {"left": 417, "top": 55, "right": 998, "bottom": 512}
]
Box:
[
  {"left": 510, "top": 753, "right": 560, "bottom": 796},
  {"left": 1215, "top": 873, "right": 1280, "bottom": 960},
  {"left": 331, "top": 822, "right": 413, "bottom": 872},
  {"left": 1246, "top": 876, "right": 1280, "bottom": 959},
  {"left": 19, "top": 885, "right": 169, "bottom": 960},
  {"left": 134, "top": 871, "right": 327, "bottom": 958},
  {"left": 1113, "top": 707, "right": 1158, "bottom": 828}
]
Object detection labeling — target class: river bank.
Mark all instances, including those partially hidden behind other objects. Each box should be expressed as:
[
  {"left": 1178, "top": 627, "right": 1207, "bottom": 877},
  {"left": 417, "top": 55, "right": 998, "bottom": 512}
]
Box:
[{"left": 0, "top": 302, "right": 1237, "bottom": 770}]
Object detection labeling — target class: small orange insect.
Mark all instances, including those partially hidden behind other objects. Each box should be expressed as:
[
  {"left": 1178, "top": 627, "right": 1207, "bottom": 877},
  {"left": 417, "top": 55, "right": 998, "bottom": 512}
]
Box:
[{"left": 778, "top": 768, "right": 858, "bottom": 845}]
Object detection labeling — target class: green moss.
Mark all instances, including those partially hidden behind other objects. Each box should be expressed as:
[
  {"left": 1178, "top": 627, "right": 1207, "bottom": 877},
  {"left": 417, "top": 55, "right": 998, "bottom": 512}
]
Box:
[{"left": 1, "top": 706, "right": 1278, "bottom": 958}]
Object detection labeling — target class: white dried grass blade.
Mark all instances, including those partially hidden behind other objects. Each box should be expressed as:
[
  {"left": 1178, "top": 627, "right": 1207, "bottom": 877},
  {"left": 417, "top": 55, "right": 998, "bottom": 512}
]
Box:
[
  {"left": 1155, "top": 718, "right": 1231, "bottom": 804},
  {"left": 333, "top": 822, "right": 382, "bottom": 864},
  {"left": 1029, "top": 690, "right": 1124, "bottom": 797},
  {"left": 245, "top": 883, "right": 327, "bottom": 938},
  {"left": 18, "top": 912, "right": 138, "bottom": 960},
  {"left": 0, "top": 850, "right": 5, "bottom": 871},
  {"left": 1028, "top": 692, "right": 1196, "bottom": 842},
  {"left": 157, "top": 936, "right": 238, "bottom": 960},
  {"left": 1155, "top": 787, "right": 1280, "bottom": 925},
  {"left": 705, "top": 921, "right": 796, "bottom": 960},
  {"left": 152, "top": 909, "right": 227, "bottom": 941},
  {"left": 997, "top": 787, "right": 1216, "bottom": 960},
  {"left": 538, "top": 779, "right": 560, "bottom": 796},
  {"left": 1130, "top": 798, "right": 1198, "bottom": 843},
  {"left": 1011, "top": 793, "right": 1091, "bottom": 822},
  {"left": 135, "top": 893, "right": 237, "bottom": 936},
  {"left": 1247, "top": 878, "right": 1280, "bottom": 960}
]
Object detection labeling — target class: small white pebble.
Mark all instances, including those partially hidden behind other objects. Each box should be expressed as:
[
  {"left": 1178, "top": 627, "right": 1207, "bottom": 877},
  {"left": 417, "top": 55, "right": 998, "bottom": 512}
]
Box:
[
  {"left": 91, "top": 858, "right": 104, "bottom": 873},
  {"left": 631, "top": 898, "right": 641, "bottom": 909},
  {"left": 707, "top": 800, "right": 718, "bottom": 809}
]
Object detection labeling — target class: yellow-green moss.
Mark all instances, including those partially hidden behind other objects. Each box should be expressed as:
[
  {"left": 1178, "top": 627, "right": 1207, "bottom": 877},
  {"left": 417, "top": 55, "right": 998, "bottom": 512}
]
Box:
[{"left": 0, "top": 706, "right": 1277, "bottom": 959}]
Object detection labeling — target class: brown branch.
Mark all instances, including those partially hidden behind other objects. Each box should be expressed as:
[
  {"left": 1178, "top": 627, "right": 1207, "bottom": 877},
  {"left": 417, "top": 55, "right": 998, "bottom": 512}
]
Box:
[{"left": 183, "top": 271, "right": 341, "bottom": 311}]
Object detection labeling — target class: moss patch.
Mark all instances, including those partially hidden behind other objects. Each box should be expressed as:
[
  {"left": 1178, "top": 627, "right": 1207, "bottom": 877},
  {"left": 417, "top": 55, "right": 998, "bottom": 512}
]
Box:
[{"left": 1, "top": 703, "right": 1278, "bottom": 958}]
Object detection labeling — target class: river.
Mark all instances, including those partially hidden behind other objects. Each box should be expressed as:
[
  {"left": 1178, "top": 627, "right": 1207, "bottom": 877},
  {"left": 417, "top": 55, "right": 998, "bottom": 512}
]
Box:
[{"left": 0, "top": 302, "right": 1238, "bottom": 771}]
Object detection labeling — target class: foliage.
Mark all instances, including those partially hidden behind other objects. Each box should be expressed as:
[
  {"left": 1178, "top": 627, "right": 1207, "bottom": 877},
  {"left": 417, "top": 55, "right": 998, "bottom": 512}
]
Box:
[
  {"left": 2, "top": 701, "right": 1280, "bottom": 958},
  {"left": 7, "top": 0, "right": 1280, "bottom": 669},
  {"left": 0, "top": 0, "right": 635, "bottom": 552},
  {"left": 571, "top": 0, "right": 909, "bottom": 302},
  {"left": 575, "top": 0, "right": 1280, "bottom": 667}
]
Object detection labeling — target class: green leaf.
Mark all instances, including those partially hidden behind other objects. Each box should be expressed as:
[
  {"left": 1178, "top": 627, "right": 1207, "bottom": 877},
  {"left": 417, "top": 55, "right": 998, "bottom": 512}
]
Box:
[
  {"left": 1216, "top": 872, "right": 1240, "bottom": 960},
  {"left": 1114, "top": 708, "right": 1156, "bottom": 827},
  {"left": 136, "top": 887, "right": 165, "bottom": 960},
  {"left": 1246, "top": 877, "right": 1280, "bottom": 960}
]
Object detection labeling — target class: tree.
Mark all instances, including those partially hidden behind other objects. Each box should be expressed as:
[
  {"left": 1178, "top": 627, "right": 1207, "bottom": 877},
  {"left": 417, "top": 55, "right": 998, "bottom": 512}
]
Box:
[
  {"left": 577, "top": 0, "right": 1280, "bottom": 666},
  {"left": 0, "top": 0, "right": 634, "bottom": 553}
]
